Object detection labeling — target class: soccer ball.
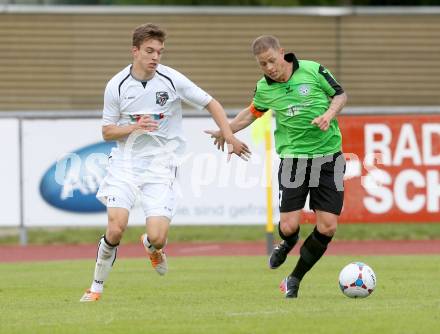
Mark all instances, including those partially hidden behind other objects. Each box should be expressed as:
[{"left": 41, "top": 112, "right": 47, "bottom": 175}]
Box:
[{"left": 338, "top": 262, "right": 376, "bottom": 298}]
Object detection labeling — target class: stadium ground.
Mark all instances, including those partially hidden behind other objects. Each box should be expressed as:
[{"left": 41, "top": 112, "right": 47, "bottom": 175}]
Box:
[
  {"left": 1, "top": 239, "right": 439, "bottom": 263},
  {"left": 1, "top": 254, "right": 439, "bottom": 334}
]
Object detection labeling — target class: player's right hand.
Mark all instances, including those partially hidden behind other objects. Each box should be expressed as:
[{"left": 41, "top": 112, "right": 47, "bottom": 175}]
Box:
[
  {"left": 204, "top": 129, "right": 226, "bottom": 151},
  {"left": 136, "top": 115, "right": 158, "bottom": 132}
]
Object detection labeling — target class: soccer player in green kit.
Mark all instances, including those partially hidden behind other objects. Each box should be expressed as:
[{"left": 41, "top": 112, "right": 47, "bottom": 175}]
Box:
[{"left": 206, "top": 35, "right": 347, "bottom": 298}]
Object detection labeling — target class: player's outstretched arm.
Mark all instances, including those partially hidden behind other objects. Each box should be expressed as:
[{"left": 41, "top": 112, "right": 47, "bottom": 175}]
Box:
[
  {"left": 204, "top": 99, "right": 251, "bottom": 161},
  {"left": 231, "top": 106, "right": 258, "bottom": 133},
  {"left": 204, "top": 105, "right": 256, "bottom": 152}
]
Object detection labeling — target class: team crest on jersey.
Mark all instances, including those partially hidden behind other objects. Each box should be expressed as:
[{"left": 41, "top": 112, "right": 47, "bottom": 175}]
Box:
[
  {"left": 156, "top": 91, "right": 169, "bottom": 106},
  {"left": 298, "top": 84, "right": 310, "bottom": 96}
]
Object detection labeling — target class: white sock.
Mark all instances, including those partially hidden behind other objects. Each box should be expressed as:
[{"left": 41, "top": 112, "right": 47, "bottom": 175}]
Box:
[
  {"left": 90, "top": 237, "right": 117, "bottom": 293},
  {"left": 142, "top": 234, "right": 157, "bottom": 253}
]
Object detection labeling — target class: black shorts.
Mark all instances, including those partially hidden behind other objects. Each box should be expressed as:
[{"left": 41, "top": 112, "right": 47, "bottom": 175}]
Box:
[{"left": 278, "top": 152, "right": 346, "bottom": 215}]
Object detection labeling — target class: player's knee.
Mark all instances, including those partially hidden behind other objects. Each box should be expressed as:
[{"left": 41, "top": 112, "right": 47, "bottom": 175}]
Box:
[
  {"left": 147, "top": 234, "right": 167, "bottom": 249},
  {"left": 280, "top": 217, "right": 300, "bottom": 236},
  {"left": 327, "top": 225, "right": 337, "bottom": 236},
  {"left": 106, "top": 223, "right": 126, "bottom": 243},
  {"left": 317, "top": 222, "right": 337, "bottom": 237},
  {"left": 316, "top": 211, "right": 338, "bottom": 237}
]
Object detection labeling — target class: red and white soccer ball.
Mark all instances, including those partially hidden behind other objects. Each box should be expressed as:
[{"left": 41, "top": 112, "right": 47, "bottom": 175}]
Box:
[{"left": 339, "top": 262, "right": 376, "bottom": 298}]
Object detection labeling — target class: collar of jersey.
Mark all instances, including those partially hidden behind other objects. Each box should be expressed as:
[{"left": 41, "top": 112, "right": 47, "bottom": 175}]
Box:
[
  {"left": 129, "top": 64, "right": 156, "bottom": 82},
  {"left": 264, "top": 53, "right": 299, "bottom": 85}
]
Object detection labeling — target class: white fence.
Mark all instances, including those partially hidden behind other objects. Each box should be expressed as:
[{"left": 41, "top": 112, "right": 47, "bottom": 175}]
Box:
[
  {"left": 0, "top": 112, "right": 280, "bottom": 229},
  {"left": 1, "top": 107, "right": 439, "bottom": 240}
]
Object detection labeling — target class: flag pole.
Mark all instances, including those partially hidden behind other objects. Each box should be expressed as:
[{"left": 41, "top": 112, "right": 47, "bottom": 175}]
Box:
[{"left": 265, "top": 110, "right": 274, "bottom": 255}]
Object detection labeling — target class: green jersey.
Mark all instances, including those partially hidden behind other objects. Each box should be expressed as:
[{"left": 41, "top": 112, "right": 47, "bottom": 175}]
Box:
[{"left": 252, "top": 53, "right": 344, "bottom": 158}]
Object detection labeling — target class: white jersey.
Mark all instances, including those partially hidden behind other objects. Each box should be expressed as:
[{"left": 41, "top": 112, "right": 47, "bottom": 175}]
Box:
[{"left": 103, "top": 64, "right": 212, "bottom": 161}]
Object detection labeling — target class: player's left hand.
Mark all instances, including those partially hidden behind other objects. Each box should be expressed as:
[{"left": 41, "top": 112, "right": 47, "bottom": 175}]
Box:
[
  {"left": 311, "top": 112, "right": 334, "bottom": 131},
  {"left": 205, "top": 130, "right": 251, "bottom": 161},
  {"left": 225, "top": 135, "right": 251, "bottom": 162}
]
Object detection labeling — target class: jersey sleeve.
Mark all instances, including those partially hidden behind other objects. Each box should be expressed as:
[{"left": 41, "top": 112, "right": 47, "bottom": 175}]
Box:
[
  {"left": 102, "top": 81, "right": 120, "bottom": 126},
  {"left": 317, "top": 65, "right": 344, "bottom": 97},
  {"left": 172, "top": 69, "right": 212, "bottom": 109},
  {"left": 251, "top": 84, "right": 270, "bottom": 118}
]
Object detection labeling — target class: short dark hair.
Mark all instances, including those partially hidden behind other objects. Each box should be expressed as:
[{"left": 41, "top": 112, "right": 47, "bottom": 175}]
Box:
[
  {"left": 251, "top": 35, "right": 281, "bottom": 55},
  {"left": 132, "top": 23, "right": 166, "bottom": 48}
]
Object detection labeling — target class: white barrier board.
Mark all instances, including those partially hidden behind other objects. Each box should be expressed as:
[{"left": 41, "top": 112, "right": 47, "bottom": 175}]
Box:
[
  {"left": 23, "top": 118, "right": 278, "bottom": 226},
  {"left": 0, "top": 119, "right": 20, "bottom": 226}
]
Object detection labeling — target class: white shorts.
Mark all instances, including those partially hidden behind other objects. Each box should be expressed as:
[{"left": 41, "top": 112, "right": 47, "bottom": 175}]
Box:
[{"left": 97, "top": 158, "right": 178, "bottom": 219}]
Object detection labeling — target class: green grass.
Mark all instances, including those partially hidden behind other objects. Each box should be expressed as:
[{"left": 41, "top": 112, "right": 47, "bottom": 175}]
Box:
[
  {"left": 1, "top": 223, "right": 440, "bottom": 245},
  {"left": 1, "top": 255, "right": 439, "bottom": 334}
]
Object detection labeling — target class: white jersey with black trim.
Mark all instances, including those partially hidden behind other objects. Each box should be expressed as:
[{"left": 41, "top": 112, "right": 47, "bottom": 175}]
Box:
[{"left": 102, "top": 64, "right": 212, "bottom": 161}]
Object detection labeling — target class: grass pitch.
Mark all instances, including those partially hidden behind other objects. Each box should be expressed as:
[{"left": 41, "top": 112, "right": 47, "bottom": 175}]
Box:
[
  {"left": 2, "top": 223, "right": 440, "bottom": 245},
  {"left": 1, "top": 255, "right": 439, "bottom": 334}
]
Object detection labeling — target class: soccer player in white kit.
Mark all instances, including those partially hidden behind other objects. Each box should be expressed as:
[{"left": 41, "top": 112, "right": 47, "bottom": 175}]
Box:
[{"left": 80, "top": 23, "right": 250, "bottom": 302}]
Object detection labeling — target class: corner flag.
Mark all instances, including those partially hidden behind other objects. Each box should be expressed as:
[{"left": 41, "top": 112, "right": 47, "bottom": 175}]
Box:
[{"left": 251, "top": 110, "right": 274, "bottom": 254}]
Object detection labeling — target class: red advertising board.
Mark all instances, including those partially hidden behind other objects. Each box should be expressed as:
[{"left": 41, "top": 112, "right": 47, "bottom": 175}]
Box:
[{"left": 308, "top": 114, "right": 440, "bottom": 223}]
